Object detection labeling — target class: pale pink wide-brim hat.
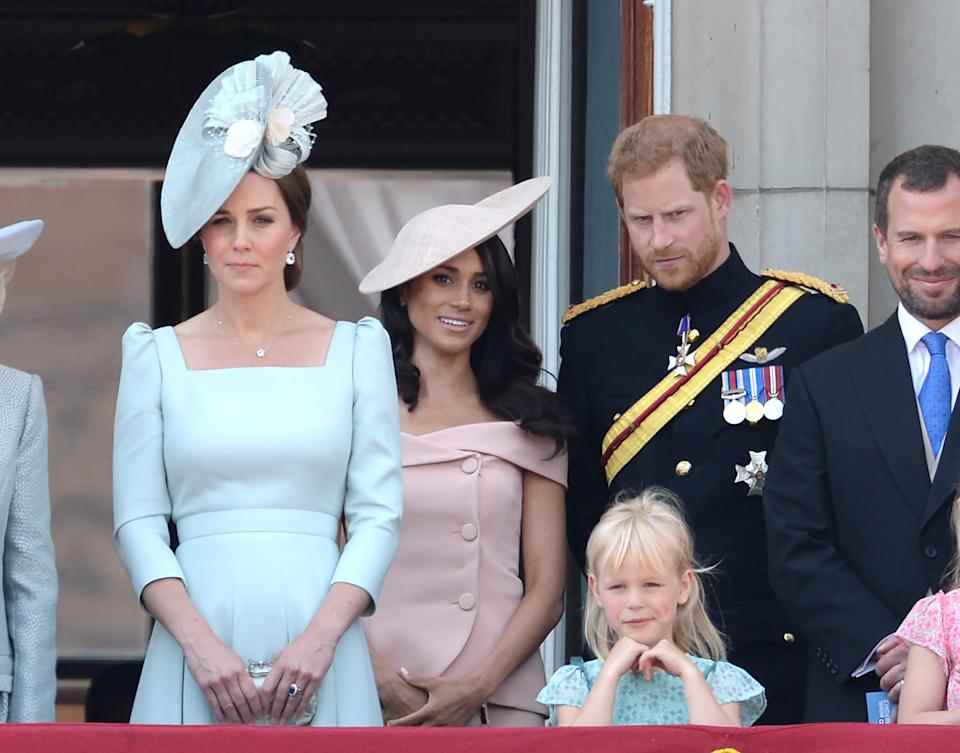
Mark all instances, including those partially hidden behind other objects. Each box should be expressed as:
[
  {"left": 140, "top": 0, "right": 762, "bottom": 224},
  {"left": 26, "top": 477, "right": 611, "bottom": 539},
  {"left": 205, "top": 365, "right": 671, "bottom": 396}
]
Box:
[{"left": 358, "top": 176, "right": 551, "bottom": 294}]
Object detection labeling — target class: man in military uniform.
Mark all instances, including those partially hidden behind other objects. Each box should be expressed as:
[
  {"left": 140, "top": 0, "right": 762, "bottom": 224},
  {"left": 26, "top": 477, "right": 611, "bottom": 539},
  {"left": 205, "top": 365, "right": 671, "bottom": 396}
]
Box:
[{"left": 558, "top": 115, "right": 863, "bottom": 724}]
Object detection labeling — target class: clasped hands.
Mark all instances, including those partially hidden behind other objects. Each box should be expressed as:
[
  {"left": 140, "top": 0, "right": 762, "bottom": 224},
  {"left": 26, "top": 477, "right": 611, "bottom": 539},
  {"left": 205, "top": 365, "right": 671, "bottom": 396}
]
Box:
[
  {"left": 379, "top": 666, "right": 489, "bottom": 726},
  {"left": 603, "top": 635, "right": 698, "bottom": 682},
  {"left": 185, "top": 629, "right": 336, "bottom": 724}
]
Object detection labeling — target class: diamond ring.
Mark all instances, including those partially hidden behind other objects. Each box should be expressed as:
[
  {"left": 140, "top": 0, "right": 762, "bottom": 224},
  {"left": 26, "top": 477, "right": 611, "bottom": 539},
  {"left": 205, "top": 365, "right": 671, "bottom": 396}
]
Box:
[{"left": 288, "top": 682, "right": 301, "bottom": 698}]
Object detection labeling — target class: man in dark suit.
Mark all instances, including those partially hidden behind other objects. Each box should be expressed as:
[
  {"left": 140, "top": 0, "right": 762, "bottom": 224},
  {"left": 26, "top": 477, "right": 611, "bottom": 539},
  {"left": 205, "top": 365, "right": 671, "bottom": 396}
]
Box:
[
  {"left": 764, "top": 144, "right": 960, "bottom": 721},
  {"left": 559, "top": 114, "right": 863, "bottom": 724}
]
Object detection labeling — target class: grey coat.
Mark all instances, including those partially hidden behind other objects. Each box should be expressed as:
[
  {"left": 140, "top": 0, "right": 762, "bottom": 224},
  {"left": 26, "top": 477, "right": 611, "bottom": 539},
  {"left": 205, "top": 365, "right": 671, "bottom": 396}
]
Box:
[{"left": 0, "top": 366, "right": 57, "bottom": 721}]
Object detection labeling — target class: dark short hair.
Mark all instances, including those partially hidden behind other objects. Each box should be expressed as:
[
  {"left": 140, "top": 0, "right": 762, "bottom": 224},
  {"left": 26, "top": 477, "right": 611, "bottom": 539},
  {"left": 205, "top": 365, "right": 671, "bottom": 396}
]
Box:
[{"left": 875, "top": 145, "right": 960, "bottom": 235}]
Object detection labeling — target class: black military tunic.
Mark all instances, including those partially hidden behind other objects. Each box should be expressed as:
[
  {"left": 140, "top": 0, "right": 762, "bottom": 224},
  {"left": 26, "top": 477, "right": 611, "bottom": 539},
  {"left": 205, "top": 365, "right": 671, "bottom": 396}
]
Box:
[{"left": 558, "top": 245, "right": 863, "bottom": 724}]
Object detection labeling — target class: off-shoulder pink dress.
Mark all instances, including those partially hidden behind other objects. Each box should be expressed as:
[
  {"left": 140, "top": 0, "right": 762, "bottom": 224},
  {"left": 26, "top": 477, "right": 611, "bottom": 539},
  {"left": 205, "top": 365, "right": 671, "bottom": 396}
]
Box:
[
  {"left": 363, "top": 421, "right": 567, "bottom": 726},
  {"left": 897, "top": 589, "right": 960, "bottom": 710}
]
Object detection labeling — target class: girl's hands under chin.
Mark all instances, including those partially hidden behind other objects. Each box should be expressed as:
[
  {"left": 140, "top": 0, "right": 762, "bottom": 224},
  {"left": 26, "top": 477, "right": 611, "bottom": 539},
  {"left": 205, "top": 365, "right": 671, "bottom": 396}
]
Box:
[
  {"left": 635, "top": 638, "right": 697, "bottom": 681},
  {"left": 601, "top": 636, "right": 650, "bottom": 679}
]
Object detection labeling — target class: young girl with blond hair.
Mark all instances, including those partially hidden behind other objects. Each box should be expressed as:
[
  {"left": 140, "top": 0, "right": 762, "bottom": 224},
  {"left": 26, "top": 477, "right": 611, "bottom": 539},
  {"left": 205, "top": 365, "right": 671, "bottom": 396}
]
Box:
[
  {"left": 538, "top": 488, "right": 765, "bottom": 726},
  {"left": 896, "top": 497, "right": 960, "bottom": 723}
]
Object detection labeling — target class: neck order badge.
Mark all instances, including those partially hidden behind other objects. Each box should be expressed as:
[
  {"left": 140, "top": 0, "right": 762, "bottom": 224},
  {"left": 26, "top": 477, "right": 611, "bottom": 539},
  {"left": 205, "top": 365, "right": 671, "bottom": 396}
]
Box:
[{"left": 668, "top": 314, "right": 697, "bottom": 377}]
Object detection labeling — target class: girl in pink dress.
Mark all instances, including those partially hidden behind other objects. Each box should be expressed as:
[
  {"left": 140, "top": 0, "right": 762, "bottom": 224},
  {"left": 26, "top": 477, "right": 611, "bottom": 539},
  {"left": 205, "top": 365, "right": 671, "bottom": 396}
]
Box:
[
  {"left": 897, "top": 499, "right": 960, "bottom": 722},
  {"left": 358, "top": 179, "right": 572, "bottom": 726}
]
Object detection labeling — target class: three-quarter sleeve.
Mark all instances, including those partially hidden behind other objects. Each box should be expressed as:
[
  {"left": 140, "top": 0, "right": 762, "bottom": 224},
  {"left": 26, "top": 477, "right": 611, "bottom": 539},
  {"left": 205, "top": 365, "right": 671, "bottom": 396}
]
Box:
[
  {"left": 113, "top": 323, "right": 185, "bottom": 600},
  {"left": 331, "top": 317, "right": 402, "bottom": 613},
  {"left": 5, "top": 375, "right": 57, "bottom": 722}
]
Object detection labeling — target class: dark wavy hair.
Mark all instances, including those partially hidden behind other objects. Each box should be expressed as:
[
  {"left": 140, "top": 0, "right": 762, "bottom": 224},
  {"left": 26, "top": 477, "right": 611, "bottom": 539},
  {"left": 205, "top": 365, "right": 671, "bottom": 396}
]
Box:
[{"left": 380, "top": 235, "right": 573, "bottom": 452}]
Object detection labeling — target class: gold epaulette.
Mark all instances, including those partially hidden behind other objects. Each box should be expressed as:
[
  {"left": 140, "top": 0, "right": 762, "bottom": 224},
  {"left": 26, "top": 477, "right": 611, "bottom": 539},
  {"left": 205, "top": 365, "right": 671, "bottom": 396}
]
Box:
[
  {"left": 562, "top": 280, "right": 647, "bottom": 324},
  {"left": 760, "top": 268, "right": 849, "bottom": 304}
]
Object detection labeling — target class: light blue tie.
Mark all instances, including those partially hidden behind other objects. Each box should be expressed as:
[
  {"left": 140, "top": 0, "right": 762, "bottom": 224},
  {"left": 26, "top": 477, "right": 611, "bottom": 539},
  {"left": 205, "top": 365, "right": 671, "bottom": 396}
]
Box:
[{"left": 920, "top": 331, "right": 952, "bottom": 456}]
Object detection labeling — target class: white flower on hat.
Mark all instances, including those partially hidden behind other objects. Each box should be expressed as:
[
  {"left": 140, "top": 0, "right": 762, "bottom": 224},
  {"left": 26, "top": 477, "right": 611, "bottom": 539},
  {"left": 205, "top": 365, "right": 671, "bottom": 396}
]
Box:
[
  {"left": 224, "top": 119, "right": 266, "bottom": 159},
  {"left": 203, "top": 52, "right": 326, "bottom": 175}
]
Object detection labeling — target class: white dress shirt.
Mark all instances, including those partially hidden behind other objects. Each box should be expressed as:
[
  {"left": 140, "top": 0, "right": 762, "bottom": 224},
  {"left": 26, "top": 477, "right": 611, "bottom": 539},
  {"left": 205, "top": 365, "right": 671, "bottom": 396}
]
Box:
[{"left": 897, "top": 303, "right": 960, "bottom": 410}]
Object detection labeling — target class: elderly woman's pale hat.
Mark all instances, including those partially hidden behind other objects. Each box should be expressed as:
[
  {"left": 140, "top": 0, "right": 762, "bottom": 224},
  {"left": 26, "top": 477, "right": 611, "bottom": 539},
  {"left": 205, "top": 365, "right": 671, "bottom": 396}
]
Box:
[
  {"left": 161, "top": 51, "right": 327, "bottom": 249},
  {"left": 358, "top": 177, "right": 551, "bottom": 294},
  {"left": 0, "top": 220, "right": 44, "bottom": 264}
]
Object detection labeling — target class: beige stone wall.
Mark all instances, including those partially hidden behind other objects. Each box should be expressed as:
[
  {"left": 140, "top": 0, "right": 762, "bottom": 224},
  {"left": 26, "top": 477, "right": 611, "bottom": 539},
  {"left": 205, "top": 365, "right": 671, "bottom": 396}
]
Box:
[
  {"left": 0, "top": 170, "right": 155, "bottom": 658},
  {"left": 670, "top": 0, "right": 960, "bottom": 329},
  {"left": 868, "top": 0, "right": 960, "bottom": 325},
  {"left": 671, "top": 0, "right": 872, "bottom": 322}
]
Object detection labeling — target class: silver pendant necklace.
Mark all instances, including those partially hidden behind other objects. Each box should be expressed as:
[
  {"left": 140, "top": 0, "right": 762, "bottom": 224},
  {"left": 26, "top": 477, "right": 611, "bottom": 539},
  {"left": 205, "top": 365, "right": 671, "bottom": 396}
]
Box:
[{"left": 215, "top": 308, "right": 293, "bottom": 360}]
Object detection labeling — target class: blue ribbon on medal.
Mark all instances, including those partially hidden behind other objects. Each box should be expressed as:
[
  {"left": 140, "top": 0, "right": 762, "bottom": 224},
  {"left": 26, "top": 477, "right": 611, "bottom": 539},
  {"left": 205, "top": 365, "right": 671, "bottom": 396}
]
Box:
[{"left": 743, "top": 366, "right": 766, "bottom": 424}]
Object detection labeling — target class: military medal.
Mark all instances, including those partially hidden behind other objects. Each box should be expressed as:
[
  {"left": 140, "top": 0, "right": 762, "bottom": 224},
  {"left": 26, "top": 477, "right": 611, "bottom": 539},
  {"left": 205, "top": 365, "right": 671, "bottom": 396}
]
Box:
[
  {"left": 668, "top": 313, "right": 696, "bottom": 377},
  {"left": 734, "top": 450, "right": 768, "bottom": 496},
  {"left": 724, "top": 399, "right": 747, "bottom": 424},
  {"left": 744, "top": 367, "right": 765, "bottom": 424},
  {"left": 762, "top": 365, "right": 785, "bottom": 421},
  {"left": 721, "top": 370, "right": 747, "bottom": 425},
  {"left": 739, "top": 345, "right": 787, "bottom": 365}
]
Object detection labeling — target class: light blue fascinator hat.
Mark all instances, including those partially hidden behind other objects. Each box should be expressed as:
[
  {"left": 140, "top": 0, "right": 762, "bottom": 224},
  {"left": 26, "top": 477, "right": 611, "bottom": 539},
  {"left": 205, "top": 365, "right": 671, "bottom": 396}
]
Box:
[
  {"left": 0, "top": 219, "right": 44, "bottom": 264},
  {"left": 160, "top": 51, "right": 328, "bottom": 249}
]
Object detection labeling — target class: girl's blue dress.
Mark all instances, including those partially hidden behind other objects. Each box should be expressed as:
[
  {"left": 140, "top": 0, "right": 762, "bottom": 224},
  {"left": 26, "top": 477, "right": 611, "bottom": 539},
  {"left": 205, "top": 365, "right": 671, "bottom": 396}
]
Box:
[{"left": 538, "top": 654, "right": 766, "bottom": 726}]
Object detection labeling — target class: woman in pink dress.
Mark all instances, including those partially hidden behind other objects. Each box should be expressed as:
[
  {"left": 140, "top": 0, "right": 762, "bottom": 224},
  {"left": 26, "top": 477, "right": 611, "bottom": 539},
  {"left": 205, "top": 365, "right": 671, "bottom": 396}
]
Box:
[{"left": 359, "top": 178, "right": 571, "bottom": 726}]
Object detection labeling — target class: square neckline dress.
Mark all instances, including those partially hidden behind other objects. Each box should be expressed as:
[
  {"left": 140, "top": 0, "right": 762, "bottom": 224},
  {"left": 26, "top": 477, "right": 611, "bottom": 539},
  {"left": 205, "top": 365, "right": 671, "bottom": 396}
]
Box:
[{"left": 113, "top": 317, "right": 403, "bottom": 725}]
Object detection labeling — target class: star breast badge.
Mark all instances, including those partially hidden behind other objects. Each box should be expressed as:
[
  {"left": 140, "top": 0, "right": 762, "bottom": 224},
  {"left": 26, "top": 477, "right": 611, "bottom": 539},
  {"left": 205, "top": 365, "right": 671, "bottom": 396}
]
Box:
[{"left": 734, "top": 450, "right": 768, "bottom": 496}]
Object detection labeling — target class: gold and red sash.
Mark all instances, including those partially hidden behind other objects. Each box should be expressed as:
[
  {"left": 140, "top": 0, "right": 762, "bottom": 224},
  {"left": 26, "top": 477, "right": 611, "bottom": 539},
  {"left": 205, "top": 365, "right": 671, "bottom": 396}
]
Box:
[{"left": 601, "top": 280, "right": 807, "bottom": 483}]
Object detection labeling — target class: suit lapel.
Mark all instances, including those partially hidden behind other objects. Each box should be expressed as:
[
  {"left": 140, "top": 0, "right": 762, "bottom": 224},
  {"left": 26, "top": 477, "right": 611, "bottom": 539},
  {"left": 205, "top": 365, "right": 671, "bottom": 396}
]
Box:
[
  {"left": 861, "top": 315, "right": 930, "bottom": 509},
  {"left": 924, "top": 391, "right": 960, "bottom": 528}
]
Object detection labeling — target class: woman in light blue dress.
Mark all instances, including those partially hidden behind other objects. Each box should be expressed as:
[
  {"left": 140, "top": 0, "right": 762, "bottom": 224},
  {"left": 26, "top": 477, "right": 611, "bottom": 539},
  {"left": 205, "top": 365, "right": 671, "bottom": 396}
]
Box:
[{"left": 112, "top": 51, "right": 402, "bottom": 726}]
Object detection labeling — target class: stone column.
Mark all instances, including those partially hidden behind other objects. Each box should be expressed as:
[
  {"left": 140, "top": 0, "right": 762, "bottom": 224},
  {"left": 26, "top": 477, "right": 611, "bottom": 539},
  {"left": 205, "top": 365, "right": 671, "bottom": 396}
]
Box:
[
  {"left": 671, "top": 0, "right": 872, "bottom": 319},
  {"left": 869, "top": 0, "right": 960, "bottom": 326}
]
